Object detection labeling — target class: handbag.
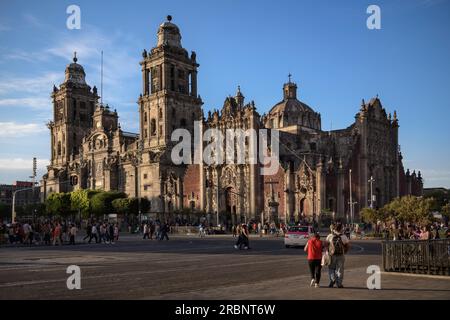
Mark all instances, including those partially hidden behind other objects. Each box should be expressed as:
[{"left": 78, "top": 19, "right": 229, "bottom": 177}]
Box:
[{"left": 321, "top": 251, "right": 331, "bottom": 266}]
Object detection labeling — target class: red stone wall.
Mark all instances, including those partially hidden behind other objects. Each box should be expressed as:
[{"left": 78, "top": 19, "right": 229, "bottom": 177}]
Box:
[{"left": 183, "top": 164, "right": 201, "bottom": 210}]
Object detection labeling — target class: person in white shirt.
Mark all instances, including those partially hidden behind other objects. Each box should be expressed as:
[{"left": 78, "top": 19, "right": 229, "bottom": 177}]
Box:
[
  {"left": 89, "top": 224, "right": 98, "bottom": 243},
  {"left": 69, "top": 224, "right": 77, "bottom": 245}
]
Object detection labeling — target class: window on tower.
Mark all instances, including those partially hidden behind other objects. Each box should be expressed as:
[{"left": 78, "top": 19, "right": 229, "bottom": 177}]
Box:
[
  {"left": 150, "top": 67, "right": 158, "bottom": 93},
  {"left": 151, "top": 119, "right": 156, "bottom": 135}
]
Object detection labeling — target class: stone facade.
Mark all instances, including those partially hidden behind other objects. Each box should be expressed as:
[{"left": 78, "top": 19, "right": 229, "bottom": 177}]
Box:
[{"left": 41, "top": 16, "right": 423, "bottom": 224}]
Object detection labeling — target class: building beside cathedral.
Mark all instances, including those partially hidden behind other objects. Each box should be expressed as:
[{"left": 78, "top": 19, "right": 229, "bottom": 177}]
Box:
[{"left": 41, "top": 16, "right": 423, "bottom": 225}]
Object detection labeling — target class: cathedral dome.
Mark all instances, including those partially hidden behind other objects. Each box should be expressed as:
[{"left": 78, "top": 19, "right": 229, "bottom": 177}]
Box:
[
  {"left": 157, "top": 15, "right": 182, "bottom": 48},
  {"left": 266, "top": 79, "right": 321, "bottom": 130},
  {"left": 270, "top": 98, "right": 315, "bottom": 114},
  {"left": 64, "top": 52, "right": 87, "bottom": 86}
]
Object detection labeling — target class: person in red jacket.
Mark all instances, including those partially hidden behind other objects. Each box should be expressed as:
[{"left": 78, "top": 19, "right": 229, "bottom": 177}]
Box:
[{"left": 304, "top": 232, "right": 323, "bottom": 288}]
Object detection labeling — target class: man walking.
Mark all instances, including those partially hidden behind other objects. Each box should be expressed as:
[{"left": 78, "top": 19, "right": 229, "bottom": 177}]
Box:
[
  {"left": 69, "top": 224, "right": 77, "bottom": 245},
  {"left": 143, "top": 223, "right": 150, "bottom": 239},
  {"left": 89, "top": 223, "right": 98, "bottom": 244},
  {"left": 159, "top": 222, "right": 169, "bottom": 241},
  {"left": 83, "top": 223, "right": 92, "bottom": 242},
  {"left": 326, "top": 223, "right": 350, "bottom": 288}
]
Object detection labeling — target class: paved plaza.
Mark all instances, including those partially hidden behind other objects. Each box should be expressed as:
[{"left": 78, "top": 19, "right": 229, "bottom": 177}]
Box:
[{"left": 0, "top": 235, "right": 449, "bottom": 300}]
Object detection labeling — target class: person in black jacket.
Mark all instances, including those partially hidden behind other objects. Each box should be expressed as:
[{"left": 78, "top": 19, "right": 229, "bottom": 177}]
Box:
[{"left": 159, "top": 222, "right": 169, "bottom": 241}]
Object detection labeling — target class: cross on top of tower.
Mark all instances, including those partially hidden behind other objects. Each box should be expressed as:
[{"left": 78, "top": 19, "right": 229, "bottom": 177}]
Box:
[
  {"left": 288, "top": 73, "right": 292, "bottom": 83},
  {"left": 167, "top": 15, "right": 172, "bottom": 22},
  {"left": 73, "top": 51, "right": 78, "bottom": 63}
]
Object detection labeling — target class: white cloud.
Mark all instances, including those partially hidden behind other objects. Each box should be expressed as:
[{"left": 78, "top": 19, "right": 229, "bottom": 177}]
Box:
[
  {"left": 22, "top": 13, "right": 45, "bottom": 29},
  {"left": 0, "top": 72, "right": 61, "bottom": 95},
  {"left": 0, "top": 98, "right": 51, "bottom": 110},
  {"left": 0, "top": 122, "right": 46, "bottom": 137},
  {"left": 0, "top": 157, "right": 49, "bottom": 170},
  {"left": 0, "top": 49, "right": 49, "bottom": 63},
  {"left": 419, "top": 169, "right": 450, "bottom": 180}
]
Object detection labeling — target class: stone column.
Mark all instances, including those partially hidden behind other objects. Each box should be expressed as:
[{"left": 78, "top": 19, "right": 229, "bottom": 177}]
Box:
[
  {"left": 178, "top": 177, "right": 184, "bottom": 210},
  {"left": 142, "top": 66, "right": 148, "bottom": 95},
  {"left": 337, "top": 165, "right": 345, "bottom": 218},
  {"left": 286, "top": 164, "right": 294, "bottom": 223},
  {"left": 191, "top": 70, "right": 198, "bottom": 97},
  {"left": 316, "top": 160, "right": 326, "bottom": 214}
]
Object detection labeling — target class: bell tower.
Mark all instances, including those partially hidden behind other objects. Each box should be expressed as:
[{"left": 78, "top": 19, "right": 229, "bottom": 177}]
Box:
[
  {"left": 49, "top": 52, "right": 98, "bottom": 167},
  {"left": 138, "top": 15, "right": 203, "bottom": 151}
]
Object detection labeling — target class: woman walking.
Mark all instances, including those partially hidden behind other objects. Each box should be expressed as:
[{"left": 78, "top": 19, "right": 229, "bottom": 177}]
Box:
[{"left": 304, "top": 232, "right": 323, "bottom": 288}]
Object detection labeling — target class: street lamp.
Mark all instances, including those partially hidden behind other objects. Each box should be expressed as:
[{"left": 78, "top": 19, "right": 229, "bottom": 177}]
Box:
[{"left": 368, "top": 176, "right": 375, "bottom": 209}]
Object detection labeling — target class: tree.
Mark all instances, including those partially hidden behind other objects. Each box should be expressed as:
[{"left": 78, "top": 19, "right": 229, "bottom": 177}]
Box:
[
  {"left": 45, "top": 192, "right": 71, "bottom": 218},
  {"left": 70, "top": 189, "right": 90, "bottom": 219},
  {"left": 360, "top": 207, "right": 380, "bottom": 224},
  {"left": 139, "top": 197, "right": 150, "bottom": 214},
  {"left": 424, "top": 188, "right": 449, "bottom": 211},
  {"left": 441, "top": 203, "right": 450, "bottom": 219},
  {"left": 112, "top": 198, "right": 131, "bottom": 215},
  {"left": 381, "top": 196, "right": 435, "bottom": 225},
  {"left": 90, "top": 191, "right": 126, "bottom": 217}
]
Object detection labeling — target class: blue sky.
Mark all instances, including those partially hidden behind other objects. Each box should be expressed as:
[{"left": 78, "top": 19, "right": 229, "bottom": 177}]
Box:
[{"left": 0, "top": 0, "right": 449, "bottom": 187}]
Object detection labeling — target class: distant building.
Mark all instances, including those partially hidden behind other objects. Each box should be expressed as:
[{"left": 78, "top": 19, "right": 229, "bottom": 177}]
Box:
[{"left": 0, "top": 181, "right": 40, "bottom": 207}]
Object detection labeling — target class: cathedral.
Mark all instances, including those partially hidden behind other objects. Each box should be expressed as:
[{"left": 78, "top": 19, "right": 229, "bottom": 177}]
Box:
[{"left": 41, "top": 16, "right": 423, "bottom": 225}]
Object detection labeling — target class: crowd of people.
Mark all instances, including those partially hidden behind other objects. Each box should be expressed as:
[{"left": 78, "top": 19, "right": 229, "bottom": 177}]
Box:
[
  {"left": 141, "top": 221, "right": 170, "bottom": 241},
  {"left": 0, "top": 220, "right": 120, "bottom": 246},
  {"left": 1, "top": 220, "right": 81, "bottom": 246},
  {"left": 367, "top": 220, "right": 449, "bottom": 240},
  {"left": 83, "top": 222, "right": 120, "bottom": 244}
]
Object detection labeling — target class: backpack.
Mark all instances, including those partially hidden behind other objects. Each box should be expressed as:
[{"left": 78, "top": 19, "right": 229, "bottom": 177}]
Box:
[{"left": 329, "top": 234, "right": 345, "bottom": 256}]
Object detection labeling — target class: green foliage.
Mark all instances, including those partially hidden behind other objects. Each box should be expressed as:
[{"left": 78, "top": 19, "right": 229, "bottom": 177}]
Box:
[
  {"left": 380, "top": 196, "right": 435, "bottom": 224},
  {"left": 360, "top": 207, "right": 383, "bottom": 224},
  {"left": 423, "top": 189, "right": 449, "bottom": 211},
  {"left": 112, "top": 197, "right": 138, "bottom": 215},
  {"left": 45, "top": 192, "right": 71, "bottom": 217},
  {"left": 441, "top": 203, "right": 450, "bottom": 218},
  {"left": 90, "top": 191, "right": 126, "bottom": 217},
  {"left": 70, "top": 189, "right": 90, "bottom": 219}
]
